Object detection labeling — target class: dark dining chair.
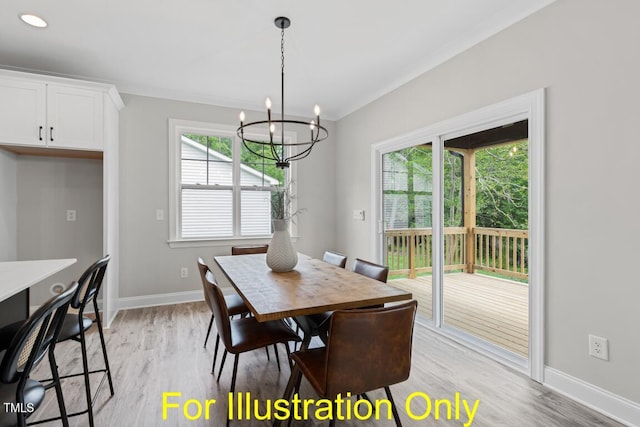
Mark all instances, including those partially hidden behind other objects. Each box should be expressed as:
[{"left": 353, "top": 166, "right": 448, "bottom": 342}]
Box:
[
  {"left": 295, "top": 250, "right": 349, "bottom": 347},
  {"left": 197, "top": 257, "right": 250, "bottom": 374},
  {"left": 351, "top": 258, "right": 389, "bottom": 310},
  {"left": 204, "top": 271, "right": 300, "bottom": 427},
  {"left": 0, "top": 282, "right": 78, "bottom": 427},
  {"left": 231, "top": 244, "right": 269, "bottom": 255},
  {"left": 306, "top": 252, "right": 389, "bottom": 345},
  {"left": 230, "top": 245, "right": 278, "bottom": 362},
  {"left": 280, "top": 300, "right": 418, "bottom": 427},
  {"left": 322, "top": 250, "right": 347, "bottom": 268},
  {"left": 53, "top": 255, "right": 113, "bottom": 427},
  {"left": 352, "top": 258, "right": 389, "bottom": 283}
]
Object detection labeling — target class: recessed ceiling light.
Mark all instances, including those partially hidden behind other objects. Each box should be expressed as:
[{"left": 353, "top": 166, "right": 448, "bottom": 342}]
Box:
[{"left": 19, "top": 13, "right": 48, "bottom": 28}]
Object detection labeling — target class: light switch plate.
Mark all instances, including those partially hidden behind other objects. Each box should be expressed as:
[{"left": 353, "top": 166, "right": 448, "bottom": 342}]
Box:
[{"left": 352, "top": 209, "right": 365, "bottom": 220}]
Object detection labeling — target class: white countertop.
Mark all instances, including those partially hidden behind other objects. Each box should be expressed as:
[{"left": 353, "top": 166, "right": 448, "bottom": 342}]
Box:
[{"left": 0, "top": 258, "right": 77, "bottom": 302}]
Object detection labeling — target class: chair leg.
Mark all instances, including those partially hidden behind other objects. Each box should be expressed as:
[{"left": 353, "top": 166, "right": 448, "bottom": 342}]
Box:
[
  {"left": 274, "top": 344, "right": 281, "bottom": 371},
  {"left": 204, "top": 314, "right": 214, "bottom": 347},
  {"left": 384, "top": 386, "right": 403, "bottom": 427},
  {"left": 284, "top": 342, "right": 293, "bottom": 370},
  {"left": 227, "top": 354, "right": 239, "bottom": 427},
  {"left": 212, "top": 334, "right": 221, "bottom": 374},
  {"left": 217, "top": 350, "right": 228, "bottom": 382},
  {"left": 48, "top": 349, "right": 69, "bottom": 427},
  {"left": 17, "top": 412, "right": 26, "bottom": 427},
  {"left": 93, "top": 304, "right": 115, "bottom": 396},
  {"left": 230, "top": 354, "right": 239, "bottom": 396},
  {"left": 265, "top": 346, "right": 270, "bottom": 361},
  {"left": 79, "top": 327, "right": 95, "bottom": 427}
]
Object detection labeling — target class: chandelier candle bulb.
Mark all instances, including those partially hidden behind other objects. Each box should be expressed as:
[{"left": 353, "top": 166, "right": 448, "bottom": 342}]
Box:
[{"left": 239, "top": 111, "right": 245, "bottom": 123}]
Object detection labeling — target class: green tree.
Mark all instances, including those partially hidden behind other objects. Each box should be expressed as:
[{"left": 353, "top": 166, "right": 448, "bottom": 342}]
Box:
[
  {"left": 383, "top": 140, "right": 528, "bottom": 231},
  {"left": 475, "top": 141, "right": 528, "bottom": 230},
  {"left": 184, "top": 134, "right": 284, "bottom": 185}
]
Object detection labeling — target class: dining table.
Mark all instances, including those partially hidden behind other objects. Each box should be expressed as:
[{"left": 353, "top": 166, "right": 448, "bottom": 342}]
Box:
[{"left": 212, "top": 253, "right": 412, "bottom": 350}]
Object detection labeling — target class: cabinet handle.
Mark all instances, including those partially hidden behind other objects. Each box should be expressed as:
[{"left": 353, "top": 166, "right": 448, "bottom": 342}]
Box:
[
  {"left": 39, "top": 126, "right": 43, "bottom": 141},
  {"left": 50, "top": 127, "right": 54, "bottom": 142}
]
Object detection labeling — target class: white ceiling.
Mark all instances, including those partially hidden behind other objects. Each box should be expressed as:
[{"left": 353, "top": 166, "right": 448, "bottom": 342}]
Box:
[{"left": 1, "top": 0, "right": 554, "bottom": 120}]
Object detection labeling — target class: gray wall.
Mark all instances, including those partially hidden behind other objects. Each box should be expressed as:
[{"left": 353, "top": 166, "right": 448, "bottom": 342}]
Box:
[
  {"left": 335, "top": 0, "right": 639, "bottom": 403},
  {"left": 17, "top": 156, "right": 103, "bottom": 304},
  {"left": 118, "top": 94, "right": 336, "bottom": 299},
  {"left": 0, "top": 148, "right": 17, "bottom": 261}
]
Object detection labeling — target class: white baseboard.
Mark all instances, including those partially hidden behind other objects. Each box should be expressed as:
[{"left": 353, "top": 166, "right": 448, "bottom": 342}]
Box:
[
  {"left": 117, "top": 290, "right": 204, "bottom": 311},
  {"left": 544, "top": 367, "right": 640, "bottom": 426}
]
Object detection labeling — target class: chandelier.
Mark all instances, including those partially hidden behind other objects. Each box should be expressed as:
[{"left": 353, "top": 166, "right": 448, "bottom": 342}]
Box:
[{"left": 237, "top": 16, "right": 328, "bottom": 169}]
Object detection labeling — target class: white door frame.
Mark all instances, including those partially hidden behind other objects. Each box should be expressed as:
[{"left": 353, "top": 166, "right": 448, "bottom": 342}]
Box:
[{"left": 370, "top": 89, "right": 545, "bottom": 381}]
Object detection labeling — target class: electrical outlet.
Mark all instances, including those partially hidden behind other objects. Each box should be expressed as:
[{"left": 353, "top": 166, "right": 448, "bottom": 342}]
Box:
[
  {"left": 66, "top": 210, "right": 77, "bottom": 221},
  {"left": 589, "top": 334, "right": 609, "bottom": 361},
  {"left": 156, "top": 209, "right": 164, "bottom": 221},
  {"left": 180, "top": 267, "right": 188, "bottom": 278}
]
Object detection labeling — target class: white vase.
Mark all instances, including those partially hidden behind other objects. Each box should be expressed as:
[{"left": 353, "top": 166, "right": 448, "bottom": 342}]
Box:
[{"left": 266, "top": 219, "right": 298, "bottom": 272}]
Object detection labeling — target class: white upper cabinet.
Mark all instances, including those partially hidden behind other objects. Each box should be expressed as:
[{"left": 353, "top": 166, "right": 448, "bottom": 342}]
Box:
[
  {"left": 46, "top": 85, "right": 104, "bottom": 150},
  {"left": 0, "top": 78, "right": 47, "bottom": 147},
  {"left": 0, "top": 71, "right": 119, "bottom": 152}
]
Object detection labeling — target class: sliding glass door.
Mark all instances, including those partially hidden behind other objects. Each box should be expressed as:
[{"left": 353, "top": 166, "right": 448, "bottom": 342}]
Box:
[
  {"left": 441, "top": 123, "right": 530, "bottom": 360},
  {"left": 374, "top": 90, "right": 544, "bottom": 379}
]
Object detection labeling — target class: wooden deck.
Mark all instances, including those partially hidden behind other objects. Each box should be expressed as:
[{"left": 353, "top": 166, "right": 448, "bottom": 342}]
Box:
[{"left": 390, "top": 272, "right": 529, "bottom": 357}]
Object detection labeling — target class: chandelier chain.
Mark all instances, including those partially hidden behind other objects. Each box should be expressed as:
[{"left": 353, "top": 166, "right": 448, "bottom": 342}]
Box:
[{"left": 281, "top": 27, "right": 285, "bottom": 75}]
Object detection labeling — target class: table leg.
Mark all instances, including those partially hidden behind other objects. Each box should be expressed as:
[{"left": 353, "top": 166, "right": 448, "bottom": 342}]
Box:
[
  {"left": 292, "top": 316, "right": 314, "bottom": 351},
  {"left": 274, "top": 364, "right": 302, "bottom": 427}
]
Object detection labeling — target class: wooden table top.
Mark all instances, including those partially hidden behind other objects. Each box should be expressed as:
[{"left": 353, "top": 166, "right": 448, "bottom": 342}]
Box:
[{"left": 213, "top": 254, "right": 412, "bottom": 322}]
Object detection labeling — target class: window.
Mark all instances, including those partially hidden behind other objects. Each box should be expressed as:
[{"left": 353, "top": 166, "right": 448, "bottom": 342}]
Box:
[{"left": 169, "top": 119, "right": 292, "bottom": 243}]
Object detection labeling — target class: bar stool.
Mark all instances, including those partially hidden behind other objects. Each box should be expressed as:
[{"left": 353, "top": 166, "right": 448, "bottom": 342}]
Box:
[
  {"left": 55, "top": 255, "right": 113, "bottom": 427},
  {"left": 0, "top": 282, "right": 77, "bottom": 427}
]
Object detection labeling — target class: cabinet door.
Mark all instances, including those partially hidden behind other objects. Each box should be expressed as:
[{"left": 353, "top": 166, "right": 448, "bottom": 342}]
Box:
[
  {"left": 46, "top": 85, "right": 104, "bottom": 151},
  {"left": 0, "top": 78, "right": 47, "bottom": 146}
]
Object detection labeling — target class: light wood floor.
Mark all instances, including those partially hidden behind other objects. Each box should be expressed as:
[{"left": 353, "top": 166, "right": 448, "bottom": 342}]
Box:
[
  {"left": 28, "top": 302, "right": 619, "bottom": 426},
  {"left": 390, "top": 273, "right": 529, "bottom": 356}
]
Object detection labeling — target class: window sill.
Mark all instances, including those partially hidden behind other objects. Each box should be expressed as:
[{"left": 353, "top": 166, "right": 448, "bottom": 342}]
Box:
[{"left": 167, "top": 236, "right": 298, "bottom": 249}]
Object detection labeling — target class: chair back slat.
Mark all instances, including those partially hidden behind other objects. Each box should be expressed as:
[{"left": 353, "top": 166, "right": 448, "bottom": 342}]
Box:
[{"left": 324, "top": 300, "right": 417, "bottom": 398}]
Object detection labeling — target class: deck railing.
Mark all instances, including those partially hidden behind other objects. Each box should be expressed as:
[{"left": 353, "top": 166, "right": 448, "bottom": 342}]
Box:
[
  {"left": 385, "top": 227, "right": 528, "bottom": 280},
  {"left": 474, "top": 227, "right": 528, "bottom": 280}
]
